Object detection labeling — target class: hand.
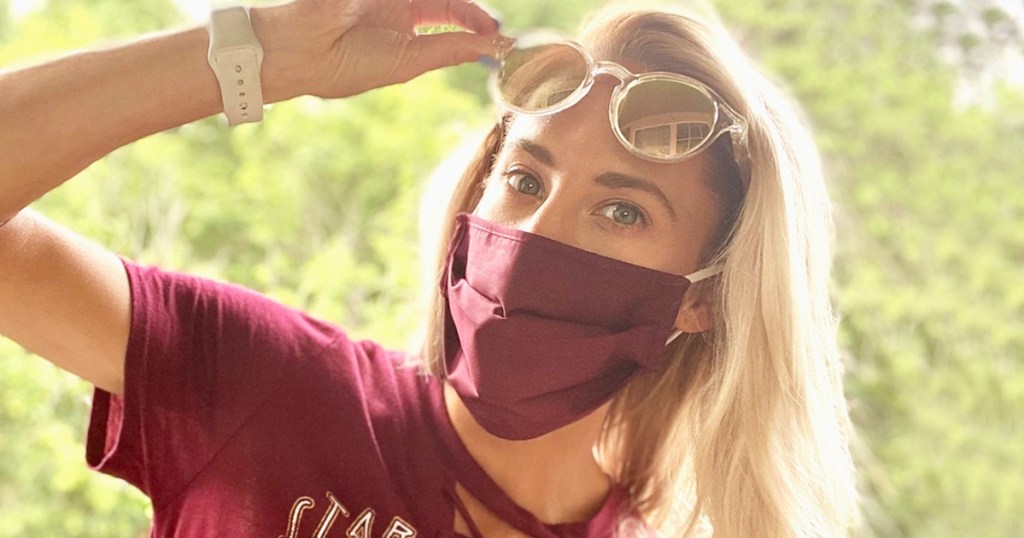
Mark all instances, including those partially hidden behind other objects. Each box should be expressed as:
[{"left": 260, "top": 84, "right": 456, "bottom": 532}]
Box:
[{"left": 251, "top": 0, "right": 502, "bottom": 102}]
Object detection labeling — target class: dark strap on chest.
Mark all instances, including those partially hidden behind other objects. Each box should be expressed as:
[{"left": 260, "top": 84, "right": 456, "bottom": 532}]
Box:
[{"left": 445, "top": 485, "right": 484, "bottom": 538}]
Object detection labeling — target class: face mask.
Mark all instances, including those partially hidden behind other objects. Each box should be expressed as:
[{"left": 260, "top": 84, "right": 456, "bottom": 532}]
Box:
[{"left": 441, "top": 213, "right": 717, "bottom": 440}]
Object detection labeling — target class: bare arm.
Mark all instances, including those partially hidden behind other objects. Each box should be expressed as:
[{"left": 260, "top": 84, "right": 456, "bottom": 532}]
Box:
[
  {"left": 0, "top": 0, "right": 499, "bottom": 395},
  {"left": 0, "top": 25, "right": 222, "bottom": 224},
  {"left": 0, "top": 23, "right": 233, "bottom": 396}
]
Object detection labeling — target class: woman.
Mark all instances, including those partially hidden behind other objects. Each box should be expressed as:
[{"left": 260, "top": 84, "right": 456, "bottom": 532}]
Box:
[{"left": 0, "top": 0, "right": 858, "bottom": 536}]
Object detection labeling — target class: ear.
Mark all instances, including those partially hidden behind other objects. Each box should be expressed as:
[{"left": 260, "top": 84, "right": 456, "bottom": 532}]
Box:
[{"left": 673, "top": 284, "right": 715, "bottom": 334}]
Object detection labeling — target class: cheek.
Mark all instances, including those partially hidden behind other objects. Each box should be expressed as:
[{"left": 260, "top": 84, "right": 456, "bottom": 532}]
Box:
[
  {"left": 612, "top": 234, "right": 693, "bottom": 276},
  {"left": 471, "top": 180, "right": 511, "bottom": 224}
]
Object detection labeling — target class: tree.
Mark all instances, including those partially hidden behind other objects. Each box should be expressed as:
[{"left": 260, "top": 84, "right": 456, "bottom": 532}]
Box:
[
  {"left": 717, "top": 0, "right": 1024, "bottom": 535},
  {"left": 2, "top": 0, "right": 1022, "bottom": 535}
]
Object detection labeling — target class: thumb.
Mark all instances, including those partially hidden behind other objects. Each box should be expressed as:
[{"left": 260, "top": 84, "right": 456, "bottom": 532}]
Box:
[{"left": 394, "top": 32, "right": 499, "bottom": 83}]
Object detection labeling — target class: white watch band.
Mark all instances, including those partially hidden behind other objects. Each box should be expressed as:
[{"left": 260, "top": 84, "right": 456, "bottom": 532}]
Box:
[{"left": 207, "top": 7, "right": 264, "bottom": 125}]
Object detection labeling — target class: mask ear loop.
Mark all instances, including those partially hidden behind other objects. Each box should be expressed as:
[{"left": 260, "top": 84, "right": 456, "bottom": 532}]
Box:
[
  {"left": 684, "top": 262, "right": 724, "bottom": 284},
  {"left": 665, "top": 262, "right": 724, "bottom": 345}
]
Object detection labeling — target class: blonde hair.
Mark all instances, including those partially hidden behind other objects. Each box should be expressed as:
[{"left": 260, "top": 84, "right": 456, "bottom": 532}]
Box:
[{"left": 416, "top": 7, "right": 858, "bottom": 537}]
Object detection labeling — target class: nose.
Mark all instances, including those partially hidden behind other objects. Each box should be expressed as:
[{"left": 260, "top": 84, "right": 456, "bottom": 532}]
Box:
[{"left": 516, "top": 187, "right": 581, "bottom": 248}]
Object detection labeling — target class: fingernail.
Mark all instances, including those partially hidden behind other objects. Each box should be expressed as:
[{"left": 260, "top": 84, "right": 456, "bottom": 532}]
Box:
[
  {"left": 478, "top": 55, "right": 500, "bottom": 69},
  {"left": 479, "top": 3, "right": 503, "bottom": 30}
]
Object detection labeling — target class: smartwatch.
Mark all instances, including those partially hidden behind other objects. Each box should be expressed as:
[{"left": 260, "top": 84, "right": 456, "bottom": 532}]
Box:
[{"left": 207, "top": 6, "right": 264, "bottom": 125}]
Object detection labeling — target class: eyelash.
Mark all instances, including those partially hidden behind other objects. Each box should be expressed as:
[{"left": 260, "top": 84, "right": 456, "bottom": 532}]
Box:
[
  {"left": 597, "top": 202, "right": 649, "bottom": 228},
  {"left": 505, "top": 170, "right": 544, "bottom": 198},
  {"left": 501, "top": 168, "right": 651, "bottom": 229}
]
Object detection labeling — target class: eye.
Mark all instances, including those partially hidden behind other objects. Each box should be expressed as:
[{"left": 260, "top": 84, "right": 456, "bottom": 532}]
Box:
[
  {"left": 507, "top": 172, "right": 543, "bottom": 196},
  {"left": 598, "top": 202, "right": 647, "bottom": 227}
]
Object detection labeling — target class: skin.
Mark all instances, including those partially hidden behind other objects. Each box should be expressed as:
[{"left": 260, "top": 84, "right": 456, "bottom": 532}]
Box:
[
  {"left": 481, "top": 81, "right": 721, "bottom": 324},
  {"left": 0, "top": 0, "right": 501, "bottom": 396},
  {"left": 445, "top": 80, "right": 722, "bottom": 533},
  {"left": 0, "top": 0, "right": 721, "bottom": 533}
]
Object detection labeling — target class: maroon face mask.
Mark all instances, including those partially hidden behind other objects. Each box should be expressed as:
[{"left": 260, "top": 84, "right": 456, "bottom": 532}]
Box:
[{"left": 441, "top": 213, "right": 715, "bottom": 440}]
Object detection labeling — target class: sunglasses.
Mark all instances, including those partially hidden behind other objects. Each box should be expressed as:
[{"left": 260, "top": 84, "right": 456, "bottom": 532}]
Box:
[{"left": 488, "top": 35, "right": 749, "bottom": 167}]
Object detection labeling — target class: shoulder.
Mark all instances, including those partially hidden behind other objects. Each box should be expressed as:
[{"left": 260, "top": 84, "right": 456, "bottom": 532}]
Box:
[
  {"left": 123, "top": 260, "right": 341, "bottom": 349},
  {"left": 123, "top": 259, "right": 433, "bottom": 402}
]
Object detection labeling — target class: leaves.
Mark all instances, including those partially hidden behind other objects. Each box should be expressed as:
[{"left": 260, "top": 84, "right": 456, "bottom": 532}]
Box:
[
  {"left": 1, "top": 0, "right": 1022, "bottom": 535},
  {"left": 718, "top": 0, "right": 1024, "bottom": 535}
]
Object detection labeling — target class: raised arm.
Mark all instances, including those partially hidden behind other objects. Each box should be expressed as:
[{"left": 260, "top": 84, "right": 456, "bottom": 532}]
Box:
[{"left": 0, "top": 0, "right": 499, "bottom": 395}]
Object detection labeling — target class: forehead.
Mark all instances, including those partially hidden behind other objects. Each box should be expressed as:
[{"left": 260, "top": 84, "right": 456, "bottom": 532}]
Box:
[{"left": 499, "top": 80, "right": 719, "bottom": 208}]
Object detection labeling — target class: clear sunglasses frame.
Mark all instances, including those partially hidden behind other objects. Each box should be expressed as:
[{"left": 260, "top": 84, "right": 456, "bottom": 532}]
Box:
[{"left": 489, "top": 37, "right": 750, "bottom": 168}]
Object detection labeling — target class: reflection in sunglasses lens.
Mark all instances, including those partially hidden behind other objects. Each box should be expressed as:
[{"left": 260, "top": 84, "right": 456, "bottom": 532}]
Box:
[
  {"left": 617, "top": 79, "right": 717, "bottom": 158},
  {"left": 500, "top": 44, "right": 589, "bottom": 110}
]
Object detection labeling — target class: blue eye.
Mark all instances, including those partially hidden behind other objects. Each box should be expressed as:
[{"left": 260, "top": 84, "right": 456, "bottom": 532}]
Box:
[
  {"left": 507, "top": 172, "right": 543, "bottom": 196},
  {"left": 600, "top": 203, "right": 646, "bottom": 226}
]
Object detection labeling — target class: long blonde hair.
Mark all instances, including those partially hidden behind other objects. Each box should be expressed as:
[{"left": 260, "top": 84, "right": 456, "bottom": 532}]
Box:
[{"left": 416, "top": 7, "right": 858, "bottom": 537}]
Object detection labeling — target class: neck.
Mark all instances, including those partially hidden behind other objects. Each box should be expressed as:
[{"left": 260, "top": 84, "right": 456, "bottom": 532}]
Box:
[{"left": 443, "top": 383, "right": 612, "bottom": 524}]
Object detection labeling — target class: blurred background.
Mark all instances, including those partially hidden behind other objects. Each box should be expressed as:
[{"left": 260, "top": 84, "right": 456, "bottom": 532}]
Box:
[{"left": 0, "top": 0, "right": 1021, "bottom": 536}]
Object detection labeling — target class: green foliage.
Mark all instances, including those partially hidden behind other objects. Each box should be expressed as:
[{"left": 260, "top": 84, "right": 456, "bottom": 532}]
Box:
[
  {"left": 717, "top": 0, "right": 1024, "bottom": 535},
  {"left": 1, "top": 0, "right": 1022, "bottom": 536},
  {"left": 0, "top": 339, "right": 152, "bottom": 536},
  {"left": 0, "top": 0, "right": 180, "bottom": 67},
  {"left": 0, "top": 0, "right": 10, "bottom": 42}
]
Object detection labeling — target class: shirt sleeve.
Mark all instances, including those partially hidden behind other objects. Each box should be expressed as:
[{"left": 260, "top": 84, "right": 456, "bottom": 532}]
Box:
[{"left": 85, "top": 260, "right": 340, "bottom": 507}]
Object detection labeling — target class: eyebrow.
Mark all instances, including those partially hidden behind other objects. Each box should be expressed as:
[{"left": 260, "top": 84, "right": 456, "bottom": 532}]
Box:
[
  {"left": 513, "top": 139, "right": 555, "bottom": 167},
  {"left": 596, "top": 172, "right": 678, "bottom": 222},
  {"left": 511, "top": 138, "right": 678, "bottom": 222}
]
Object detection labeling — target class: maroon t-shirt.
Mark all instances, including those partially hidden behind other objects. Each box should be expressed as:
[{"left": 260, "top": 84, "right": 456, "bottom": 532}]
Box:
[{"left": 86, "top": 262, "right": 644, "bottom": 537}]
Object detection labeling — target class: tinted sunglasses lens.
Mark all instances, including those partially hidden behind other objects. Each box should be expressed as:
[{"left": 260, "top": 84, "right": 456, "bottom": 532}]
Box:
[
  {"left": 615, "top": 78, "right": 718, "bottom": 159},
  {"left": 498, "top": 44, "right": 589, "bottom": 111}
]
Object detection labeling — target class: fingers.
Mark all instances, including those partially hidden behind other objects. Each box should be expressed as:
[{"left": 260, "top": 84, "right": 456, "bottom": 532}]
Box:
[
  {"left": 393, "top": 32, "right": 498, "bottom": 83},
  {"left": 412, "top": 0, "right": 501, "bottom": 36}
]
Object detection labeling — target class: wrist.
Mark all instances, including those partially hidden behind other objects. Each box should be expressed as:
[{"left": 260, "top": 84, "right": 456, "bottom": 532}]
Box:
[{"left": 249, "top": 4, "right": 311, "bottom": 104}]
